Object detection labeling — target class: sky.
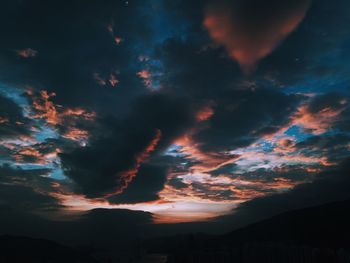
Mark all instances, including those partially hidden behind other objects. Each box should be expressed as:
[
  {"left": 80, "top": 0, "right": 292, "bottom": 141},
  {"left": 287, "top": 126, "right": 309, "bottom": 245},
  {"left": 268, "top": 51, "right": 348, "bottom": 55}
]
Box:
[{"left": 1, "top": 0, "right": 350, "bottom": 246}]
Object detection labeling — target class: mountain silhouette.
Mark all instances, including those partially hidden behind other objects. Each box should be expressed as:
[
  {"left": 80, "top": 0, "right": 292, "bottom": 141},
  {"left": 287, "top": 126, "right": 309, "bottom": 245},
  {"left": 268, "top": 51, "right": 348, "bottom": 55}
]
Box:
[
  {"left": 218, "top": 198, "right": 350, "bottom": 248},
  {"left": 167, "top": 199, "right": 350, "bottom": 262}
]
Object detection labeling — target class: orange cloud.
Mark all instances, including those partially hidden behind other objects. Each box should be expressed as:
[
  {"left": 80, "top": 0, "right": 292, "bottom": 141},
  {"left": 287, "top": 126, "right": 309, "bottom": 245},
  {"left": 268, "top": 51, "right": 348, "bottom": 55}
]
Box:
[
  {"left": 27, "top": 89, "right": 96, "bottom": 145},
  {"left": 108, "top": 72, "right": 120, "bottom": 87},
  {"left": 107, "top": 22, "right": 123, "bottom": 46},
  {"left": 93, "top": 72, "right": 119, "bottom": 87},
  {"left": 61, "top": 108, "right": 96, "bottom": 121},
  {"left": 13, "top": 146, "right": 44, "bottom": 164},
  {"left": 31, "top": 90, "right": 59, "bottom": 125},
  {"left": 292, "top": 103, "right": 346, "bottom": 135},
  {"left": 54, "top": 191, "right": 236, "bottom": 223},
  {"left": 11, "top": 144, "right": 60, "bottom": 165},
  {"left": 29, "top": 89, "right": 96, "bottom": 126},
  {"left": 137, "top": 69, "right": 152, "bottom": 87},
  {"left": 62, "top": 128, "right": 89, "bottom": 143},
  {"left": 273, "top": 138, "right": 296, "bottom": 153},
  {"left": 196, "top": 105, "right": 214, "bottom": 122},
  {"left": 175, "top": 135, "right": 238, "bottom": 174},
  {"left": 204, "top": 0, "right": 311, "bottom": 73}
]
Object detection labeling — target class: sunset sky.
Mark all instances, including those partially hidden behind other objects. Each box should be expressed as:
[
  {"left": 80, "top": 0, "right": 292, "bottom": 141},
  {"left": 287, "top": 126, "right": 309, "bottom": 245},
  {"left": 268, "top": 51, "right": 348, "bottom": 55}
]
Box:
[{"left": 1, "top": 0, "right": 350, "bottom": 245}]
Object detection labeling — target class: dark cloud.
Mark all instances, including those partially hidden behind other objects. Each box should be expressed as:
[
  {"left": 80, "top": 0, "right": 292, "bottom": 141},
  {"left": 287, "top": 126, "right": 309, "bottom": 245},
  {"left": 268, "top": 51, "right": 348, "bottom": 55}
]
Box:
[
  {"left": 0, "top": 164, "right": 62, "bottom": 212},
  {"left": 335, "top": 109, "right": 350, "bottom": 132},
  {"left": 60, "top": 93, "right": 198, "bottom": 198},
  {"left": 307, "top": 92, "right": 347, "bottom": 114},
  {"left": 0, "top": 163, "right": 51, "bottom": 180},
  {"left": 108, "top": 163, "right": 169, "bottom": 204},
  {"left": 0, "top": 94, "right": 32, "bottom": 139},
  {"left": 0, "top": 184, "right": 59, "bottom": 213},
  {"left": 193, "top": 88, "right": 301, "bottom": 152},
  {"left": 156, "top": 39, "right": 241, "bottom": 99}
]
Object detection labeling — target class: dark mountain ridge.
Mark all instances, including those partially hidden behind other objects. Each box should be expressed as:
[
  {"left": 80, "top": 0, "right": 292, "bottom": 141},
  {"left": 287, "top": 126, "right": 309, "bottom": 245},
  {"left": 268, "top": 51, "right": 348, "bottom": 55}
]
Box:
[
  {"left": 166, "top": 199, "right": 350, "bottom": 262},
  {"left": 218, "top": 198, "right": 350, "bottom": 248}
]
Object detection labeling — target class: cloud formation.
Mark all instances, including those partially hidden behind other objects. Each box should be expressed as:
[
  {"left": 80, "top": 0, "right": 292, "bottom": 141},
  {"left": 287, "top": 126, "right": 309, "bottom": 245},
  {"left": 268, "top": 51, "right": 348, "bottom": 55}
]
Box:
[
  {"left": 0, "top": 0, "right": 350, "bottom": 232},
  {"left": 204, "top": 0, "right": 311, "bottom": 72},
  {"left": 60, "top": 93, "right": 198, "bottom": 198},
  {"left": 220, "top": 157, "right": 350, "bottom": 229},
  {"left": 0, "top": 94, "right": 32, "bottom": 139},
  {"left": 0, "top": 164, "right": 62, "bottom": 213}
]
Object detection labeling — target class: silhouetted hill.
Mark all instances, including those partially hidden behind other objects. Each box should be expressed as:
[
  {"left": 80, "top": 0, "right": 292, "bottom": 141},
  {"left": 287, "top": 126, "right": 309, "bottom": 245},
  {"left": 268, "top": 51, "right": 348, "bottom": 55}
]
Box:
[
  {"left": 0, "top": 235, "right": 98, "bottom": 263},
  {"left": 218, "top": 198, "right": 350, "bottom": 248},
  {"left": 166, "top": 200, "right": 350, "bottom": 262}
]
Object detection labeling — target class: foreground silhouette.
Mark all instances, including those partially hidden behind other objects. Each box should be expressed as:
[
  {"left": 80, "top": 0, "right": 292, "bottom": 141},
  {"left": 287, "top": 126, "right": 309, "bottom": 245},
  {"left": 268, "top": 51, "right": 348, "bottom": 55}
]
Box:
[
  {"left": 0, "top": 236, "right": 98, "bottom": 263},
  {"left": 165, "top": 199, "right": 350, "bottom": 263}
]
